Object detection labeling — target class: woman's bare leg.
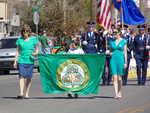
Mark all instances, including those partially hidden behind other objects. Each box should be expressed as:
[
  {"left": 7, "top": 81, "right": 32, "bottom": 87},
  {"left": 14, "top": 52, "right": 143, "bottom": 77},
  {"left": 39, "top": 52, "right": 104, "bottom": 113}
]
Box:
[
  {"left": 19, "top": 77, "right": 25, "bottom": 96},
  {"left": 24, "top": 78, "right": 32, "bottom": 97},
  {"left": 118, "top": 76, "right": 123, "bottom": 98},
  {"left": 113, "top": 75, "right": 119, "bottom": 98}
]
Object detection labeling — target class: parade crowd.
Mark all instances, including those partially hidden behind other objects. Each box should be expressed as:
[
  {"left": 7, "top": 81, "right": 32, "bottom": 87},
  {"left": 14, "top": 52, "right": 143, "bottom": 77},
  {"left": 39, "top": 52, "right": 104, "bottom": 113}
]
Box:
[{"left": 13, "top": 21, "right": 150, "bottom": 99}]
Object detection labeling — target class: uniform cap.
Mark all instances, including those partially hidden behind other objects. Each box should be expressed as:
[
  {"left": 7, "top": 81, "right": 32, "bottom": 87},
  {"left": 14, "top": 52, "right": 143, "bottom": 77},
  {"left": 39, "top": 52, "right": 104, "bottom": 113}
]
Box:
[
  {"left": 123, "top": 25, "right": 128, "bottom": 30},
  {"left": 137, "top": 25, "right": 146, "bottom": 30},
  {"left": 86, "top": 21, "right": 96, "bottom": 26}
]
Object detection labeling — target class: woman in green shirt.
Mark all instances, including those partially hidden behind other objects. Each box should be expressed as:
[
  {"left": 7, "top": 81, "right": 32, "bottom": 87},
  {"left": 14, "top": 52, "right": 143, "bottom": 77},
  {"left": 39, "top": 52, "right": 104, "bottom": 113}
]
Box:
[{"left": 13, "top": 26, "right": 38, "bottom": 99}]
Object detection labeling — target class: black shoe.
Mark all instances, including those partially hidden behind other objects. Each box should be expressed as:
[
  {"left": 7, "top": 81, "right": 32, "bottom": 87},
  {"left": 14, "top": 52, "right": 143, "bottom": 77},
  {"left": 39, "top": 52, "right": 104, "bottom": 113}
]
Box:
[
  {"left": 141, "top": 82, "right": 145, "bottom": 86},
  {"left": 101, "top": 82, "right": 106, "bottom": 86},
  {"left": 67, "top": 93, "right": 72, "bottom": 98},
  {"left": 24, "top": 96, "right": 30, "bottom": 99},
  {"left": 138, "top": 81, "right": 141, "bottom": 85},
  {"left": 123, "top": 83, "right": 127, "bottom": 86},
  {"left": 17, "top": 95, "right": 24, "bottom": 99},
  {"left": 74, "top": 94, "right": 78, "bottom": 98},
  {"left": 107, "top": 82, "right": 110, "bottom": 86}
]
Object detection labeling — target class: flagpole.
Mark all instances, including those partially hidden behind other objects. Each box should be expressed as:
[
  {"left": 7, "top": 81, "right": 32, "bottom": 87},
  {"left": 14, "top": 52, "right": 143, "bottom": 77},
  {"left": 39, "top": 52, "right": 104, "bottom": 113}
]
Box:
[
  {"left": 105, "top": 0, "right": 112, "bottom": 54},
  {"left": 121, "top": 0, "right": 124, "bottom": 30},
  {"left": 116, "top": 9, "right": 118, "bottom": 27}
]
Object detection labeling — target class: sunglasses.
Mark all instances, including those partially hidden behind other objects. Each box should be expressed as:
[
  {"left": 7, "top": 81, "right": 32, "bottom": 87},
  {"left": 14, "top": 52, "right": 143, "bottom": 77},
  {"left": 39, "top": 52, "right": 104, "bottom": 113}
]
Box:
[
  {"left": 22, "top": 30, "right": 29, "bottom": 33},
  {"left": 113, "top": 32, "right": 118, "bottom": 34}
]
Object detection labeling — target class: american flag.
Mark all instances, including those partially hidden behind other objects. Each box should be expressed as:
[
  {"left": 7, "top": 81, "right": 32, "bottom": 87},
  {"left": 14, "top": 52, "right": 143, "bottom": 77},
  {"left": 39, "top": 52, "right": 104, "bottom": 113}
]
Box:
[{"left": 97, "top": 0, "right": 112, "bottom": 32}]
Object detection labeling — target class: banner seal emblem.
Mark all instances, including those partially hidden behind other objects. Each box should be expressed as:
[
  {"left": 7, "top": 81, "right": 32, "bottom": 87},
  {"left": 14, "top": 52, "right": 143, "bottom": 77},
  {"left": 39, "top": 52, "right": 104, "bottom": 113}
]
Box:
[{"left": 56, "top": 59, "right": 89, "bottom": 91}]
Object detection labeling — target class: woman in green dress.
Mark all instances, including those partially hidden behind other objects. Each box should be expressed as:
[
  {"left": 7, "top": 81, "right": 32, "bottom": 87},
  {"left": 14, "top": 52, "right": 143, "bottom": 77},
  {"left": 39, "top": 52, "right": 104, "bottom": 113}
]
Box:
[{"left": 109, "top": 30, "right": 127, "bottom": 99}]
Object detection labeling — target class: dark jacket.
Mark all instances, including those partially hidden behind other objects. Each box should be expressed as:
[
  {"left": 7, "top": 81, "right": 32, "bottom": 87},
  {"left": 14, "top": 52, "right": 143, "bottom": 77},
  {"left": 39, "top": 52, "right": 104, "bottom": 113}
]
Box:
[{"left": 133, "top": 34, "right": 149, "bottom": 59}]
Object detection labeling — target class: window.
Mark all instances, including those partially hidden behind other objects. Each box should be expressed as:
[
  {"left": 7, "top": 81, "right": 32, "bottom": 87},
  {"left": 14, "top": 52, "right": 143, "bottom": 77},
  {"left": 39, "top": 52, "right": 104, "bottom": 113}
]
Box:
[{"left": 0, "top": 38, "right": 17, "bottom": 49}]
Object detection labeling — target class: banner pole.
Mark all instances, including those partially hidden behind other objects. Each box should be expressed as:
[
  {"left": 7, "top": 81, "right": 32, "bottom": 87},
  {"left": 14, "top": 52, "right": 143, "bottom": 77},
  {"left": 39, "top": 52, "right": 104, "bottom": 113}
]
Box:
[{"left": 121, "top": 1, "right": 124, "bottom": 29}]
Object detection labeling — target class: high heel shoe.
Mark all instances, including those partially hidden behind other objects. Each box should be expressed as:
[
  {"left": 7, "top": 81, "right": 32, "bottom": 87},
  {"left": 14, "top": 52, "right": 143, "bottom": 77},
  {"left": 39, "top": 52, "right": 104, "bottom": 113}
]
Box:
[
  {"left": 114, "top": 96, "right": 118, "bottom": 99},
  {"left": 114, "top": 96, "right": 123, "bottom": 99},
  {"left": 117, "top": 96, "right": 123, "bottom": 99}
]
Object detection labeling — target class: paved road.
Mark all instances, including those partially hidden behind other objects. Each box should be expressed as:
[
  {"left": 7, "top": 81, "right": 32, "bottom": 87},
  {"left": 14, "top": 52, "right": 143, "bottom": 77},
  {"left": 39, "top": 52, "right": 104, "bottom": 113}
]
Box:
[{"left": 0, "top": 72, "right": 150, "bottom": 113}]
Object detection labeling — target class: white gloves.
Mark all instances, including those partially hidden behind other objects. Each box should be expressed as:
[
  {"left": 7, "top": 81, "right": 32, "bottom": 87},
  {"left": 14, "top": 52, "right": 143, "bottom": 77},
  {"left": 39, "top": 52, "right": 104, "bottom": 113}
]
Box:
[
  {"left": 105, "top": 50, "right": 110, "bottom": 55},
  {"left": 82, "top": 41, "right": 88, "bottom": 45},
  {"left": 146, "top": 46, "right": 150, "bottom": 50}
]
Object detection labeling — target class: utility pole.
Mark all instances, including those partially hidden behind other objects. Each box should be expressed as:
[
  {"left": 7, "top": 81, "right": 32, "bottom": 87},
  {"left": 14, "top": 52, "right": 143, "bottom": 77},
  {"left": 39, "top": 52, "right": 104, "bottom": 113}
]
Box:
[
  {"left": 27, "top": 0, "right": 30, "bottom": 6},
  {"left": 5, "top": 0, "right": 8, "bottom": 36},
  {"left": 5, "top": 0, "right": 7, "bottom": 20}
]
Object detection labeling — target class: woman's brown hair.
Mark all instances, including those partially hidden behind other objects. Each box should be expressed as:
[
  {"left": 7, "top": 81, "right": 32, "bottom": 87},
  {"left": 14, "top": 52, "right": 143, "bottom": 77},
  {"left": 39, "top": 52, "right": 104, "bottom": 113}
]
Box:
[{"left": 21, "top": 25, "right": 31, "bottom": 36}]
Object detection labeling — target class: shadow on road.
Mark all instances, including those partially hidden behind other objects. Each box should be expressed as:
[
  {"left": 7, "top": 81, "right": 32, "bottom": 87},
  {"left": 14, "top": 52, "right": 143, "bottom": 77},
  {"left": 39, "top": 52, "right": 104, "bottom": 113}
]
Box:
[
  {"left": 2, "top": 97, "right": 18, "bottom": 99},
  {"left": 1, "top": 96, "right": 95, "bottom": 100},
  {"left": 93, "top": 96, "right": 114, "bottom": 99}
]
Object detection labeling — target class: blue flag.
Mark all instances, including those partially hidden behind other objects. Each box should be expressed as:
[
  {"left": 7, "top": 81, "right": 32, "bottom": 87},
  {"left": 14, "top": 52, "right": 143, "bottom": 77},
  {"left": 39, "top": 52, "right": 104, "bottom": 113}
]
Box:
[
  {"left": 113, "top": 0, "right": 121, "bottom": 10},
  {"left": 113, "top": 0, "right": 147, "bottom": 25}
]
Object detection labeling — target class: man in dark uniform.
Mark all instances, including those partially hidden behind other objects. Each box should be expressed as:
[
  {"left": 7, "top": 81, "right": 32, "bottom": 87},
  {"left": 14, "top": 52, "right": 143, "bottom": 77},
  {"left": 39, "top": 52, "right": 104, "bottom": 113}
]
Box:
[
  {"left": 147, "top": 27, "right": 150, "bottom": 61},
  {"left": 81, "top": 21, "right": 99, "bottom": 53},
  {"left": 133, "top": 26, "right": 150, "bottom": 85},
  {"left": 97, "top": 27, "right": 106, "bottom": 53},
  {"left": 97, "top": 27, "right": 108, "bottom": 85},
  {"left": 100, "top": 30, "right": 114, "bottom": 85},
  {"left": 122, "top": 28, "right": 134, "bottom": 85}
]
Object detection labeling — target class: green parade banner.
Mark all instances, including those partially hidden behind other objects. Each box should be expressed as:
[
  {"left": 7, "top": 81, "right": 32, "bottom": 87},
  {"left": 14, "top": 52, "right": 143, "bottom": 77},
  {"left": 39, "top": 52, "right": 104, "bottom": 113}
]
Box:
[{"left": 38, "top": 54, "right": 106, "bottom": 95}]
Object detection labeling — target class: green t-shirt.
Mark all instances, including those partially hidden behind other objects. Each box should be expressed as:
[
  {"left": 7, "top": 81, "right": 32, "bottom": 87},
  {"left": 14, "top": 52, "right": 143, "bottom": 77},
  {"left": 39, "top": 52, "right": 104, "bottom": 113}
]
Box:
[
  {"left": 38, "top": 35, "right": 49, "bottom": 48},
  {"left": 16, "top": 36, "right": 38, "bottom": 64}
]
